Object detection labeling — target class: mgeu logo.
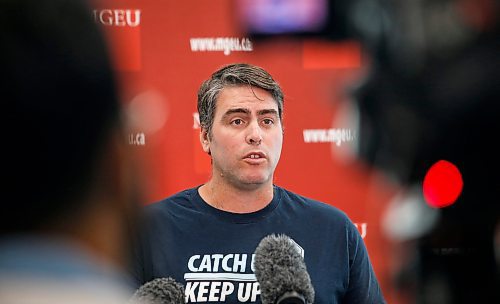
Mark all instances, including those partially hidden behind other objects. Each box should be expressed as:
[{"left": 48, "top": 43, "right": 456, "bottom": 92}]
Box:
[{"left": 93, "top": 9, "right": 141, "bottom": 27}]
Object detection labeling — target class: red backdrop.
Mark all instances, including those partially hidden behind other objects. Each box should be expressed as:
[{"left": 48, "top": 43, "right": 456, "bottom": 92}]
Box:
[{"left": 91, "top": 1, "right": 404, "bottom": 302}]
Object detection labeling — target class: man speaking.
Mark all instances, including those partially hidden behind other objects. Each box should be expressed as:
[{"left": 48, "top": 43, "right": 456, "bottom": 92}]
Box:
[{"left": 131, "top": 63, "right": 385, "bottom": 303}]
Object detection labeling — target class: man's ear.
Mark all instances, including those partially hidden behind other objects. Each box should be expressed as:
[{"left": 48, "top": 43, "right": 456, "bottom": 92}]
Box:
[{"left": 200, "top": 128, "right": 211, "bottom": 155}]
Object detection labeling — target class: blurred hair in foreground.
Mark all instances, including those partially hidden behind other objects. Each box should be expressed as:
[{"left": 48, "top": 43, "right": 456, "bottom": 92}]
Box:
[{"left": 1, "top": 0, "right": 141, "bottom": 303}]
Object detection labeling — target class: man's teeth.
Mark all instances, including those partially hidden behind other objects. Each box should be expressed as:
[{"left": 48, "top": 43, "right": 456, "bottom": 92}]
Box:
[{"left": 250, "top": 154, "right": 260, "bottom": 159}]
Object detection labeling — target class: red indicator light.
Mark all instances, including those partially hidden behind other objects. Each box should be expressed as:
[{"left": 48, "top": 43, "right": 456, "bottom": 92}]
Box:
[{"left": 423, "top": 160, "right": 463, "bottom": 208}]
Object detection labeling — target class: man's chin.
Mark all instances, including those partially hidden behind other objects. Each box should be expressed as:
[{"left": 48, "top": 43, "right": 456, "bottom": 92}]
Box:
[{"left": 236, "top": 176, "right": 270, "bottom": 190}]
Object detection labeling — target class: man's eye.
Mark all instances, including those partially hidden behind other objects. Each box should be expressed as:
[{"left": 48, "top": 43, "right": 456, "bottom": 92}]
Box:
[
  {"left": 231, "top": 119, "right": 243, "bottom": 125},
  {"left": 262, "top": 119, "right": 274, "bottom": 125}
]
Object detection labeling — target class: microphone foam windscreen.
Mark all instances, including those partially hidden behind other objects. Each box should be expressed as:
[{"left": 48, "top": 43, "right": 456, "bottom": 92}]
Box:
[
  {"left": 254, "top": 234, "right": 315, "bottom": 304},
  {"left": 130, "top": 277, "right": 185, "bottom": 304}
]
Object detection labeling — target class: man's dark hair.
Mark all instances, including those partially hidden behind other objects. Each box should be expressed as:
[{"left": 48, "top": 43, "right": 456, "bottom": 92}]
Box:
[
  {"left": 1, "top": 0, "right": 120, "bottom": 233},
  {"left": 197, "top": 63, "right": 284, "bottom": 137}
]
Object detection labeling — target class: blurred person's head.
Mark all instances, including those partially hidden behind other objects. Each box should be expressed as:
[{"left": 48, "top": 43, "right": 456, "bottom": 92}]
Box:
[
  {"left": 1, "top": 0, "right": 138, "bottom": 267},
  {"left": 347, "top": 1, "right": 499, "bottom": 303}
]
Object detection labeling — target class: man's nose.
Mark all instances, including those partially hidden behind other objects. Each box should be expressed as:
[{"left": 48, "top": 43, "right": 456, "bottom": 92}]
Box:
[{"left": 246, "top": 122, "right": 262, "bottom": 145}]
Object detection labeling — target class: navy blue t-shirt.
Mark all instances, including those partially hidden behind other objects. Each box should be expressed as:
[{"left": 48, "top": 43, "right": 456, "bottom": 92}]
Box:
[{"left": 131, "top": 186, "right": 385, "bottom": 303}]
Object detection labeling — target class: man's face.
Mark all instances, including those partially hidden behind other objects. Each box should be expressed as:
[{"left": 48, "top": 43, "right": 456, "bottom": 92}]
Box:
[{"left": 201, "top": 85, "right": 283, "bottom": 190}]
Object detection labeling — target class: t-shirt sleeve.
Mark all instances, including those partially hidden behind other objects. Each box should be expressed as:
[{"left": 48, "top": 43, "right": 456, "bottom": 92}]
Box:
[{"left": 343, "top": 219, "right": 386, "bottom": 303}]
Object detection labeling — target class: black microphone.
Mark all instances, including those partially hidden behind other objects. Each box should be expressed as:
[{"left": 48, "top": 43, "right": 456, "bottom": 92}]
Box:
[
  {"left": 130, "top": 277, "right": 185, "bottom": 304},
  {"left": 253, "top": 234, "right": 315, "bottom": 304}
]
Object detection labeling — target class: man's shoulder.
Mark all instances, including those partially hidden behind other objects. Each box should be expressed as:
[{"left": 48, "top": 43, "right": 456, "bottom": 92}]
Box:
[
  {"left": 276, "top": 186, "right": 349, "bottom": 221},
  {"left": 144, "top": 187, "right": 199, "bottom": 213}
]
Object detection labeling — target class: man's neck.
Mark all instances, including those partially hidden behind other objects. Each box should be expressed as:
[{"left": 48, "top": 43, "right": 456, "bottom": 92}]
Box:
[{"left": 199, "top": 179, "right": 274, "bottom": 213}]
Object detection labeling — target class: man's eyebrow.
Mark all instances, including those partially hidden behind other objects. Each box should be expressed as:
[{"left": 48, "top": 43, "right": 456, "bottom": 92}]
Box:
[
  {"left": 257, "top": 109, "right": 279, "bottom": 116},
  {"left": 222, "top": 108, "right": 251, "bottom": 119}
]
